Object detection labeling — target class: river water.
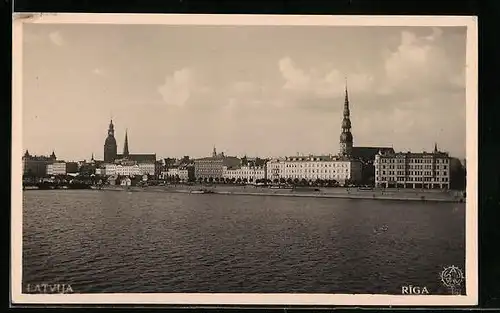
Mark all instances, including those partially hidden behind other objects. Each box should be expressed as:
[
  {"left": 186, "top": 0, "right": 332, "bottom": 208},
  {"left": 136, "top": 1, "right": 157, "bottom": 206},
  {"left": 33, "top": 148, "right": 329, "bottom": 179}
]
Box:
[{"left": 22, "top": 190, "right": 465, "bottom": 294}]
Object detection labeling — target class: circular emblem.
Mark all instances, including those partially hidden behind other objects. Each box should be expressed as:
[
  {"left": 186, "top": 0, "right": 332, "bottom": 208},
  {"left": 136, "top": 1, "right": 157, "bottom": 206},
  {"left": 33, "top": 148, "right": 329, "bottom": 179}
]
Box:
[{"left": 440, "top": 265, "right": 464, "bottom": 289}]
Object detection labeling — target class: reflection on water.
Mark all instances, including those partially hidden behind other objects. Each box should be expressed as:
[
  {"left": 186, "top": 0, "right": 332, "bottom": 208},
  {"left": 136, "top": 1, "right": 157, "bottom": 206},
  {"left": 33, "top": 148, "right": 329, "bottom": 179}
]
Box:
[{"left": 22, "top": 190, "right": 465, "bottom": 294}]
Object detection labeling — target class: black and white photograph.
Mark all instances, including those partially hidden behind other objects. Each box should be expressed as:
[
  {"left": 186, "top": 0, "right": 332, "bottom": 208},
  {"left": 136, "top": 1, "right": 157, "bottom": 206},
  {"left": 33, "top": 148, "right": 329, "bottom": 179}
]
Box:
[{"left": 11, "top": 14, "right": 478, "bottom": 306}]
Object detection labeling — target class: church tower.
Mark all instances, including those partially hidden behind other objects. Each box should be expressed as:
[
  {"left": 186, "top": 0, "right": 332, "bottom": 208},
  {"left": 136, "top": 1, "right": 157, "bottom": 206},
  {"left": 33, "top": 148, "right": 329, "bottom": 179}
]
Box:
[
  {"left": 104, "top": 119, "right": 117, "bottom": 163},
  {"left": 123, "top": 129, "right": 129, "bottom": 157},
  {"left": 339, "top": 83, "right": 353, "bottom": 157}
]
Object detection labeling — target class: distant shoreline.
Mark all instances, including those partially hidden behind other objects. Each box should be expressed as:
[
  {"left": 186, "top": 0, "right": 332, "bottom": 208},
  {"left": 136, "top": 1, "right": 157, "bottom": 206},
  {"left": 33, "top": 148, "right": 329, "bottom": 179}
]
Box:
[{"left": 24, "top": 184, "right": 464, "bottom": 203}]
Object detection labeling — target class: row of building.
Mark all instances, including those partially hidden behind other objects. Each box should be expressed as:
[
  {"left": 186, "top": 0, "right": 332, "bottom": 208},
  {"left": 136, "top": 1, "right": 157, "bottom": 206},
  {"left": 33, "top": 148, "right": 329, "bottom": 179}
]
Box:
[{"left": 23, "top": 85, "right": 465, "bottom": 189}]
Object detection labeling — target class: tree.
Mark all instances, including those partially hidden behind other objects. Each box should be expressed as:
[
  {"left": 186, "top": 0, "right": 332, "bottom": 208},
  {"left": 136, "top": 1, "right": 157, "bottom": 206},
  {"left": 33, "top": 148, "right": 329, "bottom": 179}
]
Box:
[
  {"left": 300, "top": 178, "right": 308, "bottom": 186},
  {"left": 293, "top": 178, "right": 299, "bottom": 185},
  {"left": 236, "top": 178, "right": 242, "bottom": 184},
  {"left": 286, "top": 178, "right": 293, "bottom": 185},
  {"left": 208, "top": 177, "right": 214, "bottom": 183},
  {"left": 273, "top": 178, "right": 279, "bottom": 184},
  {"left": 243, "top": 178, "right": 248, "bottom": 184},
  {"left": 198, "top": 177, "right": 203, "bottom": 183},
  {"left": 279, "top": 178, "right": 286, "bottom": 184}
]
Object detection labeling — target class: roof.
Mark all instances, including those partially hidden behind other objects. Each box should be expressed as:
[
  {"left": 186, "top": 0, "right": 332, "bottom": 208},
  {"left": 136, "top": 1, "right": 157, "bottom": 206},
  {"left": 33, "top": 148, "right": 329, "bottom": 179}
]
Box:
[{"left": 195, "top": 156, "right": 240, "bottom": 162}]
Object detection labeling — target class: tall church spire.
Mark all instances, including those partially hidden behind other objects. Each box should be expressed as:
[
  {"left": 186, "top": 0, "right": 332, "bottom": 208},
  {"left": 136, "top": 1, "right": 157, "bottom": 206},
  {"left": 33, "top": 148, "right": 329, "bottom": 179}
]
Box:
[
  {"left": 104, "top": 119, "right": 118, "bottom": 163},
  {"left": 339, "top": 80, "right": 353, "bottom": 157},
  {"left": 123, "top": 129, "right": 129, "bottom": 157},
  {"left": 212, "top": 146, "right": 217, "bottom": 157}
]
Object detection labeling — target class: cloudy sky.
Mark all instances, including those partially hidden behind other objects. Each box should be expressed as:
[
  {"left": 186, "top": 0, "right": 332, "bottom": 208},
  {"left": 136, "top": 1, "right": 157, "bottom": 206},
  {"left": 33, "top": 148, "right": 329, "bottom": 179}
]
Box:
[{"left": 21, "top": 23, "right": 466, "bottom": 161}]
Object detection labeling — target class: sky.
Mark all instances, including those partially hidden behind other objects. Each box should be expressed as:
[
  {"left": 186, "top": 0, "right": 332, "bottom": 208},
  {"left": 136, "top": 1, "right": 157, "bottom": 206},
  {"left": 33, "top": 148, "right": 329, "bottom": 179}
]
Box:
[{"left": 21, "top": 23, "right": 467, "bottom": 161}]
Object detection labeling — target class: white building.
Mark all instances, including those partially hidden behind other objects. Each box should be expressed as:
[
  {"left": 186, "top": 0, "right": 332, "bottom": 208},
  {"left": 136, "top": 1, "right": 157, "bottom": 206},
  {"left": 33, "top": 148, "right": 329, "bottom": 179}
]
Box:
[
  {"left": 374, "top": 145, "right": 451, "bottom": 189},
  {"left": 138, "top": 163, "right": 155, "bottom": 175},
  {"left": 46, "top": 161, "right": 66, "bottom": 176},
  {"left": 222, "top": 165, "right": 266, "bottom": 182},
  {"left": 265, "top": 155, "right": 362, "bottom": 185}
]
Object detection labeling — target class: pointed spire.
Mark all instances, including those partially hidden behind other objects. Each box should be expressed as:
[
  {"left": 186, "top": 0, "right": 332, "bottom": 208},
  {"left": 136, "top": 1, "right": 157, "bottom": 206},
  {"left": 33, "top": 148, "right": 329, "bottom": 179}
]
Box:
[
  {"left": 123, "top": 128, "right": 129, "bottom": 157},
  {"left": 91, "top": 152, "right": 94, "bottom": 161},
  {"left": 212, "top": 146, "right": 217, "bottom": 157},
  {"left": 434, "top": 142, "right": 438, "bottom": 153},
  {"left": 108, "top": 118, "right": 115, "bottom": 137},
  {"left": 343, "top": 77, "right": 350, "bottom": 117}
]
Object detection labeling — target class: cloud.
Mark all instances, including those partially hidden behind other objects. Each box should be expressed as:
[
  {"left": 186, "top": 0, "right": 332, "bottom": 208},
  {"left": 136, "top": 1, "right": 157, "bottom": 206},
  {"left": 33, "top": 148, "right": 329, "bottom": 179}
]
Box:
[
  {"left": 92, "top": 68, "right": 105, "bottom": 76},
  {"left": 158, "top": 68, "right": 197, "bottom": 107},
  {"left": 49, "top": 31, "right": 64, "bottom": 46}
]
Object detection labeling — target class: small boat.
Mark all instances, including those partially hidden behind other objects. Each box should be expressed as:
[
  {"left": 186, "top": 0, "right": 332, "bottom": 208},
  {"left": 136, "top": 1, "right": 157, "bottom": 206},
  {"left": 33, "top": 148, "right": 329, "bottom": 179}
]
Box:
[{"left": 191, "top": 189, "right": 214, "bottom": 194}]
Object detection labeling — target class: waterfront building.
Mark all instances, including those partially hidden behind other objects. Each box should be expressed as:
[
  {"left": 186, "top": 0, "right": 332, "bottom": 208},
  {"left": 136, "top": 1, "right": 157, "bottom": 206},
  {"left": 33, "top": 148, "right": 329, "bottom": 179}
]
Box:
[
  {"left": 103, "top": 120, "right": 156, "bottom": 164},
  {"left": 22, "top": 150, "right": 57, "bottom": 177},
  {"left": 374, "top": 144, "right": 451, "bottom": 189},
  {"left": 222, "top": 165, "right": 266, "bottom": 182},
  {"left": 103, "top": 163, "right": 139, "bottom": 177},
  {"left": 266, "top": 158, "right": 286, "bottom": 182},
  {"left": 265, "top": 155, "right": 363, "bottom": 185},
  {"left": 194, "top": 147, "right": 241, "bottom": 180},
  {"left": 339, "top": 85, "right": 354, "bottom": 157},
  {"left": 66, "top": 162, "right": 79, "bottom": 174},
  {"left": 120, "top": 177, "right": 132, "bottom": 186},
  {"left": 46, "top": 161, "right": 67, "bottom": 176},
  {"left": 449, "top": 157, "right": 466, "bottom": 190}
]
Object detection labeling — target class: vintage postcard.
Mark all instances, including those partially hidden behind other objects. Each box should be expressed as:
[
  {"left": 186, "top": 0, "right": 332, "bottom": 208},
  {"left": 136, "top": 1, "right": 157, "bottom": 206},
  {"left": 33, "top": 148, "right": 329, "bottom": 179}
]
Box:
[{"left": 11, "top": 13, "right": 478, "bottom": 306}]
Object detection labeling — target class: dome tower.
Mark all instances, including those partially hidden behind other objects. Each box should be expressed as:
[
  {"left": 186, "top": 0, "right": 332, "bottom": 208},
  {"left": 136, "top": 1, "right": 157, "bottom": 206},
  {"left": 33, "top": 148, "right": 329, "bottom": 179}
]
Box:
[{"left": 104, "top": 119, "right": 117, "bottom": 163}]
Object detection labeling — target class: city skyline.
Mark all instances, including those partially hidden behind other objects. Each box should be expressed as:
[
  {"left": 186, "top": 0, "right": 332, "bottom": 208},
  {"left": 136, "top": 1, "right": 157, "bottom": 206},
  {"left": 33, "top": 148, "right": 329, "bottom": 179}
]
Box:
[{"left": 22, "top": 24, "right": 466, "bottom": 161}]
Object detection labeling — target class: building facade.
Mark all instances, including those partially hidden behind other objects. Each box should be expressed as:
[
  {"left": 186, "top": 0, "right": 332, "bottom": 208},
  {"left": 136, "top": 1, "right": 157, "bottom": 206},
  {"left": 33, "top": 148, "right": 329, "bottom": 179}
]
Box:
[
  {"left": 161, "top": 165, "right": 194, "bottom": 182},
  {"left": 339, "top": 86, "right": 353, "bottom": 157},
  {"left": 46, "top": 161, "right": 67, "bottom": 176},
  {"left": 194, "top": 147, "right": 241, "bottom": 180},
  {"left": 374, "top": 144, "right": 451, "bottom": 189}
]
